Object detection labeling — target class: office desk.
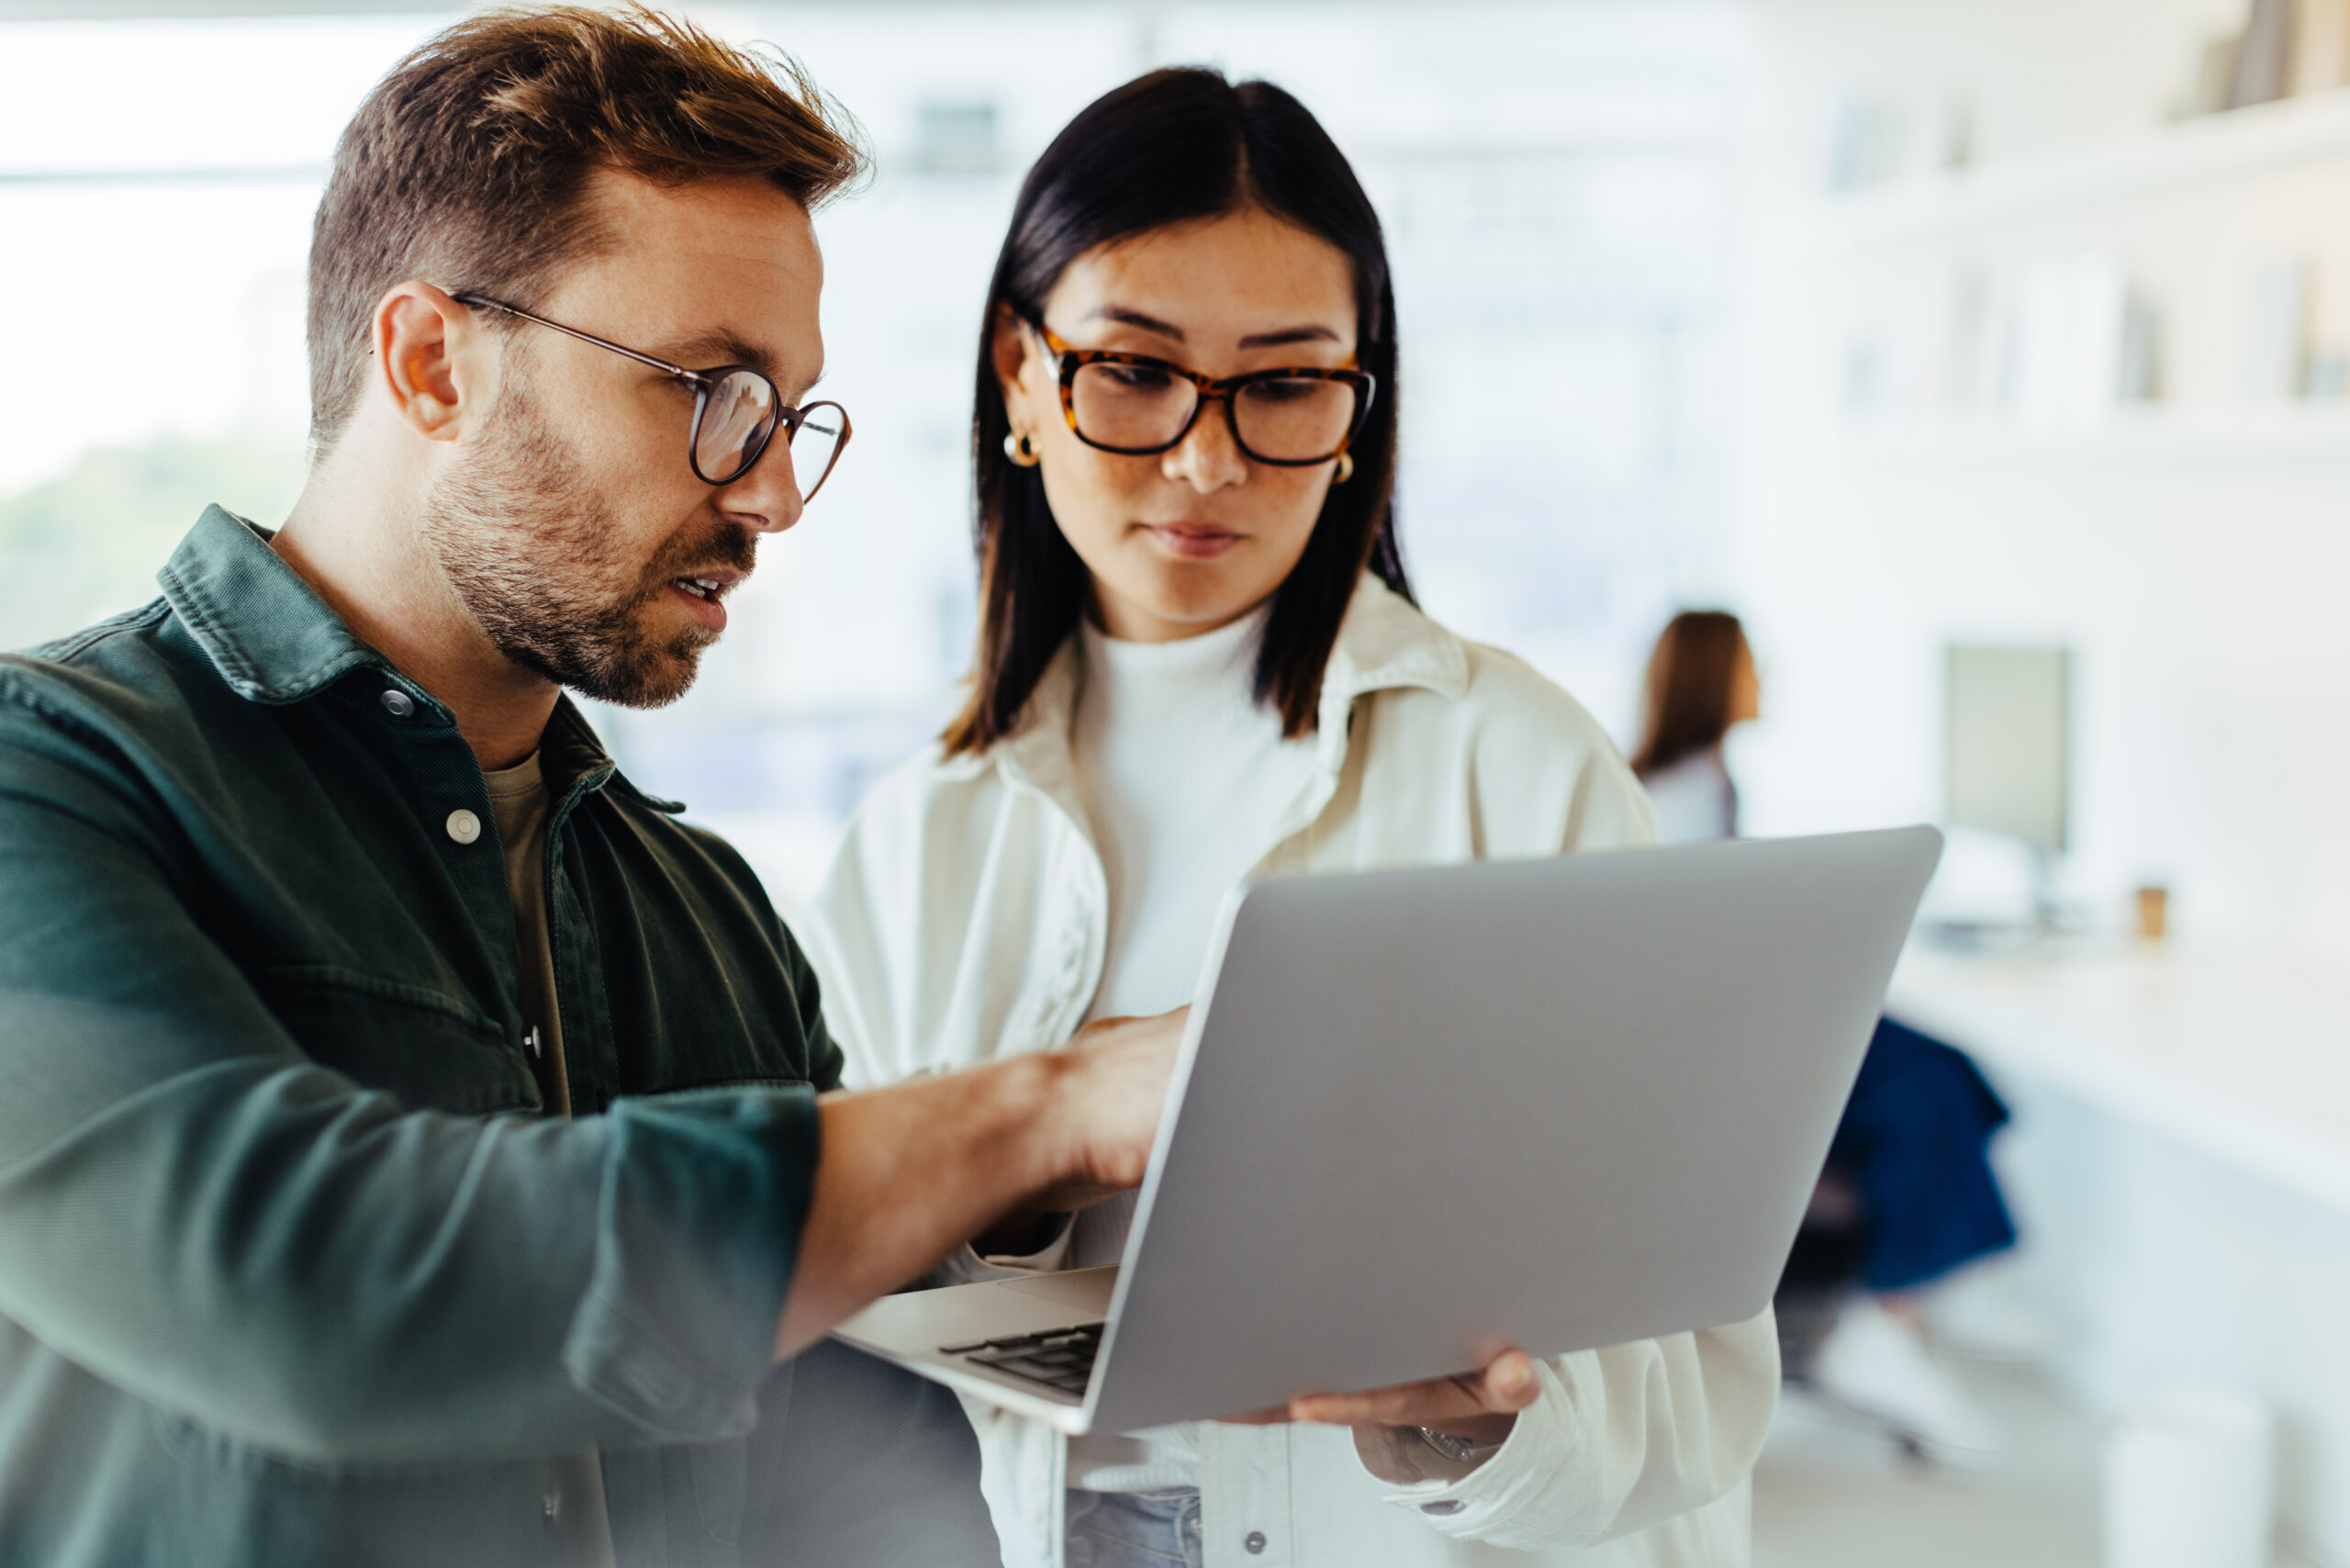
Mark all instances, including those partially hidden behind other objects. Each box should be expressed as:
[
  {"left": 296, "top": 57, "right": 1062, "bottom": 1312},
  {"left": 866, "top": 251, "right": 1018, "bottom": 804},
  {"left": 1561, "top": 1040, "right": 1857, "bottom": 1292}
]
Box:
[
  {"left": 1884, "top": 939, "right": 2350, "bottom": 1563},
  {"left": 1887, "top": 941, "right": 2350, "bottom": 1212}
]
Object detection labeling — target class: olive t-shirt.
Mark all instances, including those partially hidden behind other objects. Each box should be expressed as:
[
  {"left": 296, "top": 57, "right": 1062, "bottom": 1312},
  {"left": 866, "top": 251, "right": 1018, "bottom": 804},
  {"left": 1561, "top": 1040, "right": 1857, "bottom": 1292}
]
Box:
[
  {"left": 484, "top": 751, "right": 573, "bottom": 1117},
  {"left": 483, "top": 751, "right": 613, "bottom": 1567}
]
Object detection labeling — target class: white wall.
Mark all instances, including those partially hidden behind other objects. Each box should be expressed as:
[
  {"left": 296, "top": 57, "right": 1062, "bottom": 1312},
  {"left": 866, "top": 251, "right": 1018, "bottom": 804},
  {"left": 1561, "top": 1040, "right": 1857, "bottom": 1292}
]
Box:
[
  {"left": 1746, "top": 0, "right": 2246, "bottom": 187},
  {"left": 1996, "top": 1070, "right": 2350, "bottom": 1560},
  {"left": 1740, "top": 0, "right": 2350, "bottom": 953},
  {"left": 1745, "top": 8, "right": 2350, "bottom": 1560}
]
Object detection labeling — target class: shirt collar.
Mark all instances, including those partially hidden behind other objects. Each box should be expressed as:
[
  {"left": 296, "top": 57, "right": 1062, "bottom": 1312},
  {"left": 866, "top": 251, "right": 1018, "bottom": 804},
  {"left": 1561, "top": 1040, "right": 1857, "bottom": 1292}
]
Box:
[
  {"left": 156, "top": 505, "right": 673, "bottom": 812},
  {"left": 159, "top": 505, "right": 386, "bottom": 705},
  {"left": 963, "top": 636, "right": 1086, "bottom": 810},
  {"left": 1316, "top": 573, "right": 1470, "bottom": 712}
]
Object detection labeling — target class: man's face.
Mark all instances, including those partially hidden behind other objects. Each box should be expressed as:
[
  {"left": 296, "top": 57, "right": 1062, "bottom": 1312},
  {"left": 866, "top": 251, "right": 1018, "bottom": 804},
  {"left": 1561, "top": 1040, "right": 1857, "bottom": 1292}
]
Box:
[{"left": 420, "top": 169, "right": 825, "bottom": 708}]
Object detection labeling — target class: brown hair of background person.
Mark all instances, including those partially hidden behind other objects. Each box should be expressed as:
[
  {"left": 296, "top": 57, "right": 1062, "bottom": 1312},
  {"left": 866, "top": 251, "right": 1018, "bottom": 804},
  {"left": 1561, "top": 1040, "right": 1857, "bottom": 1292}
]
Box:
[
  {"left": 1630, "top": 609, "right": 1751, "bottom": 779},
  {"left": 304, "top": 3, "right": 866, "bottom": 452},
  {"left": 942, "top": 67, "right": 1411, "bottom": 756}
]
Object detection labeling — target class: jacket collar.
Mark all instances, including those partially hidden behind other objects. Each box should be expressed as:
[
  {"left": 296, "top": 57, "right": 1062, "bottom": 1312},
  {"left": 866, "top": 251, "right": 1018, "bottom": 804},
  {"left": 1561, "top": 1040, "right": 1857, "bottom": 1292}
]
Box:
[
  {"left": 951, "top": 573, "right": 1469, "bottom": 796},
  {"left": 1315, "top": 573, "right": 1470, "bottom": 717},
  {"left": 157, "top": 506, "right": 668, "bottom": 811},
  {"left": 160, "top": 505, "right": 387, "bottom": 705}
]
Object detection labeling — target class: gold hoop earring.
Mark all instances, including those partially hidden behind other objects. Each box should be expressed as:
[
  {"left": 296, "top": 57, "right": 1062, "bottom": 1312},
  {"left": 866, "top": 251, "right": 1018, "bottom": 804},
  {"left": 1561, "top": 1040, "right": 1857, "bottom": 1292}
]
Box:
[
  {"left": 1003, "top": 430, "right": 1040, "bottom": 467},
  {"left": 1333, "top": 451, "right": 1356, "bottom": 485}
]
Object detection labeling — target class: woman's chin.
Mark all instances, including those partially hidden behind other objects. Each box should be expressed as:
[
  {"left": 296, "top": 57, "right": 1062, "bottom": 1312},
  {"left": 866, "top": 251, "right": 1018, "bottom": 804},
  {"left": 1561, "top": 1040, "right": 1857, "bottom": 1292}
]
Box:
[{"left": 1098, "top": 572, "right": 1276, "bottom": 642}]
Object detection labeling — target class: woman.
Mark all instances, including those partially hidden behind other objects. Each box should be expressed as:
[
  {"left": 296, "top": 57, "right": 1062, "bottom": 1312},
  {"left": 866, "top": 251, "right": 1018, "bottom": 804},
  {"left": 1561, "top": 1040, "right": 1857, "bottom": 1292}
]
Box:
[
  {"left": 805, "top": 71, "right": 1775, "bottom": 1568},
  {"left": 1630, "top": 610, "right": 2016, "bottom": 1461},
  {"left": 1626, "top": 611, "right": 1757, "bottom": 845}
]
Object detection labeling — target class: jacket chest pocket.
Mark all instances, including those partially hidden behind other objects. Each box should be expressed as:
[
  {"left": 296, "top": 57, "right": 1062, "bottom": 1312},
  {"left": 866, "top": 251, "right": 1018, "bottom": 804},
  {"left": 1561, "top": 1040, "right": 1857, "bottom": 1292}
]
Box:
[{"left": 250, "top": 965, "right": 542, "bottom": 1114}]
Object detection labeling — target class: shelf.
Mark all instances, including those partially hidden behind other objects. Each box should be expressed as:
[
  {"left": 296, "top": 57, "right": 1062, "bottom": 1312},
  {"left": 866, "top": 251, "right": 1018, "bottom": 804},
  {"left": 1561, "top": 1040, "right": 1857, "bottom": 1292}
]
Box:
[
  {"left": 1806, "top": 88, "right": 2350, "bottom": 252},
  {"left": 1839, "top": 405, "right": 2350, "bottom": 465}
]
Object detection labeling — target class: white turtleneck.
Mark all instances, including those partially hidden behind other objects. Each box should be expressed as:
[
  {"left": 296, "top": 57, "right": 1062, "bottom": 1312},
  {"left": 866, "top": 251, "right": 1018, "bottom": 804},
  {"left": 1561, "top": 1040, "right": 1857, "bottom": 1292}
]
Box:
[
  {"left": 1062, "top": 602, "right": 1319, "bottom": 1495},
  {"left": 1073, "top": 605, "right": 1320, "bottom": 1025}
]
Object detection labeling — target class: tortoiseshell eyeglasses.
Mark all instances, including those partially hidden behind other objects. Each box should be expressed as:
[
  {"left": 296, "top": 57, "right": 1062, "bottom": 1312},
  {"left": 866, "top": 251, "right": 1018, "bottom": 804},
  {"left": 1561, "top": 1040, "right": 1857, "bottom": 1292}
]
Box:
[{"left": 1025, "top": 317, "right": 1374, "bottom": 466}]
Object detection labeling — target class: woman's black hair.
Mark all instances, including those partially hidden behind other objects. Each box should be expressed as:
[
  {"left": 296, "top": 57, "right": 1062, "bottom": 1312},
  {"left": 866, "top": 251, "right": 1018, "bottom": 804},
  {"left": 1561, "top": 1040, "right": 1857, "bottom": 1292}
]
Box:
[{"left": 941, "top": 66, "right": 1413, "bottom": 756}]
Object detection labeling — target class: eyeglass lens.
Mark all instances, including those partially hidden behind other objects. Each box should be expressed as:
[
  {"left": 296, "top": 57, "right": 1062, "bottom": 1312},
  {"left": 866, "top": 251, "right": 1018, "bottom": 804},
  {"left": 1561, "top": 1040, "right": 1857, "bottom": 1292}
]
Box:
[
  {"left": 1069, "top": 363, "right": 1358, "bottom": 461},
  {"left": 785, "top": 403, "right": 848, "bottom": 501},
  {"left": 695, "top": 373, "right": 848, "bottom": 499},
  {"left": 695, "top": 371, "right": 780, "bottom": 486}
]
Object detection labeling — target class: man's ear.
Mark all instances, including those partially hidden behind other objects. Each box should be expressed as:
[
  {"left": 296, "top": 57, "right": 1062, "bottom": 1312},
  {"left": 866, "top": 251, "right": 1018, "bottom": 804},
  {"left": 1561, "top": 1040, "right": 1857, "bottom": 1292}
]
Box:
[
  {"left": 372, "top": 282, "right": 481, "bottom": 442},
  {"left": 990, "top": 302, "right": 1039, "bottom": 430}
]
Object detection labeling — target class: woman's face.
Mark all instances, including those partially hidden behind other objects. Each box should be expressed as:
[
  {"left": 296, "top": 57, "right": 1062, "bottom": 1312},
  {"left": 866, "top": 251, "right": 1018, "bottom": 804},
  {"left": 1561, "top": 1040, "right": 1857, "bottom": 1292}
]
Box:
[
  {"left": 994, "top": 207, "right": 1360, "bottom": 643},
  {"left": 1729, "top": 642, "right": 1762, "bottom": 725}
]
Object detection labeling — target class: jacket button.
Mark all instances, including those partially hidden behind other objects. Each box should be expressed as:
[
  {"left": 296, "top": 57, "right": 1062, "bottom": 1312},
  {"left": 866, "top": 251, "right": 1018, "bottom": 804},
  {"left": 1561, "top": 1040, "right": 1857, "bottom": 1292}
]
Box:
[
  {"left": 379, "top": 688, "right": 415, "bottom": 718},
  {"left": 542, "top": 1487, "right": 561, "bottom": 1522},
  {"left": 1419, "top": 1499, "right": 1465, "bottom": 1516},
  {"left": 445, "top": 809, "right": 482, "bottom": 846},
  {"left": 1244, "top": 1530, "right": 1267, "bottom": 1553}
]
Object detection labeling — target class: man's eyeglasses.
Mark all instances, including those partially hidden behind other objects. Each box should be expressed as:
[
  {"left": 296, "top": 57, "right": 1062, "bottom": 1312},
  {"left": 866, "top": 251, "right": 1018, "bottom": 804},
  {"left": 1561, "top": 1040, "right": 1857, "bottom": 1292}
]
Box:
[
  {"left": 450, "top": 292, "right": 851, "bottom": 498},
  {"left": 1026, "top": 317, "right": 1374, "bottom": 466}
]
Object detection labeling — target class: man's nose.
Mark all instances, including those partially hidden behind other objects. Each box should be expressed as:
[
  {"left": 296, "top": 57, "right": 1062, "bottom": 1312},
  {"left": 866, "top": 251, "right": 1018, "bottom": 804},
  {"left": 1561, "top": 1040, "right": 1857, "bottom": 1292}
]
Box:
[
  {"left": 717, "top": 437, "right": 806, "bottom": 534},
  {"left": 1160, "top": 399, "right": 1249, "bottom": 493}
]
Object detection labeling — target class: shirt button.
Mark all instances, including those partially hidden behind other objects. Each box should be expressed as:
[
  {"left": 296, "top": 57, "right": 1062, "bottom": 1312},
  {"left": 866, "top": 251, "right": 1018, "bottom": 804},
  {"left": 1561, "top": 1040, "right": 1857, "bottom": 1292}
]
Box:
[
  {"left": 1244, "top": 1530, "right": 1268, "bottom": 1554},
  {"left": 1420, "top": 1499, "right": 1465, "bottom": 1516},
  {"left": 379, "top": 688, "right": 415, "bottom": 718},
  {"left": 445, "top": 809, "right": 482, "bottom": 846}
]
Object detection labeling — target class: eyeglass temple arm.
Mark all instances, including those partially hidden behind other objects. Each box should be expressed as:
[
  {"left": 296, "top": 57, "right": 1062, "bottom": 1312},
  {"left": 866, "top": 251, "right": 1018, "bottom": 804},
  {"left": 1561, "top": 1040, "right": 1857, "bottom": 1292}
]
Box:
[{"left": 449, "top": 292, "right": 711, "bottom": 387}]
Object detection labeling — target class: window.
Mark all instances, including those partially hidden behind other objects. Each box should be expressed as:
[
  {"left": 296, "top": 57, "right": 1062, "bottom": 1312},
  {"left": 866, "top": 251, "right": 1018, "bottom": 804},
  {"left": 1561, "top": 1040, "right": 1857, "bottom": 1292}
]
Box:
[{"left": 0, "top": 3, "right": 1742, "bottom": 913}]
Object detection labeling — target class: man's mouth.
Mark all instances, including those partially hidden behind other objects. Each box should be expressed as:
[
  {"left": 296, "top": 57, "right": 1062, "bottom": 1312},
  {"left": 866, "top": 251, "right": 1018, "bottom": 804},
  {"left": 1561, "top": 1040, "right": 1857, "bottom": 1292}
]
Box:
[{"left": 658, "top": 566, "right": 744, "bottom": 634}]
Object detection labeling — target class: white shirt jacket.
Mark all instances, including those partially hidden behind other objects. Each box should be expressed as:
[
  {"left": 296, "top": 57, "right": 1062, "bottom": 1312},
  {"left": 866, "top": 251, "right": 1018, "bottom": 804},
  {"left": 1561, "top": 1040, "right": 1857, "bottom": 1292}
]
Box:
[{"left": 803, "top": 577, "right": 1779, "bottom": 1568}]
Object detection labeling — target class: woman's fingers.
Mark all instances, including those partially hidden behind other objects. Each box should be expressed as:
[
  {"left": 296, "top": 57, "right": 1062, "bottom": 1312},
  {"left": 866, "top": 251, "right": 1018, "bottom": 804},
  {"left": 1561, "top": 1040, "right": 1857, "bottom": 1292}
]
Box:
[
  {"left": 1479, "top": 1350, "right": 1541, "bottom": 1411},
  {"left": 1286, "top": 1377, "right": 1475, "bottom": 1428},
  {"left": 1283, "top": 1349, "right": 1539, "bottom": 1430},
  {"left": 1213, "top": 1400, "right": 1293, "bottom": 1426}
]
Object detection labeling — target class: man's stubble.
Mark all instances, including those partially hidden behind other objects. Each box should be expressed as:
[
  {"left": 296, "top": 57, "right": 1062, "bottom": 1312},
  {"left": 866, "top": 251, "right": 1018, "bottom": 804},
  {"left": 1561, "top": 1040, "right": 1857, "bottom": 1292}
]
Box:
[{"left": 419, "top": 361, "right": 752, "bottom": 710}]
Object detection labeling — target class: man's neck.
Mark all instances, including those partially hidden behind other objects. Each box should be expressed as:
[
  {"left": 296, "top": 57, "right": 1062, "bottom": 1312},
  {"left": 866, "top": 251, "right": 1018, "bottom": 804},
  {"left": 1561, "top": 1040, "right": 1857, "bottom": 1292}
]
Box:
[{"left": 274, "top": 449, "right": 559, "bottom": 772}]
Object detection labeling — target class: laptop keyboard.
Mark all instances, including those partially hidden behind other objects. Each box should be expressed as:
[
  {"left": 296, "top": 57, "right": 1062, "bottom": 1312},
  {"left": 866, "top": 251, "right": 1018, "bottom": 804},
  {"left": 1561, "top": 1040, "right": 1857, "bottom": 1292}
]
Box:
[{"left": 941, "top": 1323, "right": 1103, "bottom": 1396}]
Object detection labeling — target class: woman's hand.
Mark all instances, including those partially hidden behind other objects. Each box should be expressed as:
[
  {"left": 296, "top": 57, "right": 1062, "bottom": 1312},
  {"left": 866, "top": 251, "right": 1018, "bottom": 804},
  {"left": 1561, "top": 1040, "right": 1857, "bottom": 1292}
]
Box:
[{"left": 1224, "top": 1348, "right": 1542, "bottom": 1446}]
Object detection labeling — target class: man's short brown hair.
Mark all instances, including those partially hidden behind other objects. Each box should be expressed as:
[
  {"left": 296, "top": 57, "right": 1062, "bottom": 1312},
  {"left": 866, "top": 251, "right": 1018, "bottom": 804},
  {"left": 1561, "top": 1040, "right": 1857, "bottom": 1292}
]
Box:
[{"left": 306, "top": 4, "right": 866, "bottom": 450}]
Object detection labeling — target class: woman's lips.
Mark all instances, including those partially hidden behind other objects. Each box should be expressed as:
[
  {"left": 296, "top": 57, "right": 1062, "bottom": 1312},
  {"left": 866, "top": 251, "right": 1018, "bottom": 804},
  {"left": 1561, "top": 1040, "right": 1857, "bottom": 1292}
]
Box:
[{"left": 1139, "top": 522, "right": 1244, "bottom": 560}]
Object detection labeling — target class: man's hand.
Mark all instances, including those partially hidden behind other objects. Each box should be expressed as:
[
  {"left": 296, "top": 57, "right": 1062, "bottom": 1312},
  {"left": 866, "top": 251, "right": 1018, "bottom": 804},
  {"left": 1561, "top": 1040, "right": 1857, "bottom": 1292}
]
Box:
[
  {"left": 773, "top": 1008, "right": 1186, "bottom": 1359},
  {"left": 1225, "top": 1348, "right": 1542, "bottom": 1447},
  {"left": 971, "top": 1011, "right": 1189, "bottom": 1254},
  {"left": 1025, "top": 1009, "right": 1187, "bottom": 1212}
]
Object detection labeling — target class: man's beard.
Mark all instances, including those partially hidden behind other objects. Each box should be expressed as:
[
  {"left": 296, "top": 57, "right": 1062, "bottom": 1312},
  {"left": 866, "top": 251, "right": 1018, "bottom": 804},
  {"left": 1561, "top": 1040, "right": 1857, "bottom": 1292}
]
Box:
[{"left": 418, "top": 374, "right": 752, "bottom": 710}]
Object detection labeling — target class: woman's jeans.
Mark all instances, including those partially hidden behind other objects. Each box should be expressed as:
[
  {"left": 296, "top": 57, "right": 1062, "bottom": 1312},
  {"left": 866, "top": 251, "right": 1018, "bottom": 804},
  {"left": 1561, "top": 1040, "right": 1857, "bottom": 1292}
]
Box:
[{"left": 1065, "top": 1487, "right": 1205, "bottom": 1568}]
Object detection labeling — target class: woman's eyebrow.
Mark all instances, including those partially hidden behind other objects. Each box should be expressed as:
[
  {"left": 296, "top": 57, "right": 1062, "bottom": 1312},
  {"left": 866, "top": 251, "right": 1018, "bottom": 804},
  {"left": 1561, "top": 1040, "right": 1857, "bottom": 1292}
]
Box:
[
  {"left": 1090, "top": 305, "right": 1186, "bottom": 341},
  {"left": 1238, "top": 325, "right": 1342, "bottom": 348},
  {"left": 1086, "top": 306, "right": 1344, "bottom": 351}
]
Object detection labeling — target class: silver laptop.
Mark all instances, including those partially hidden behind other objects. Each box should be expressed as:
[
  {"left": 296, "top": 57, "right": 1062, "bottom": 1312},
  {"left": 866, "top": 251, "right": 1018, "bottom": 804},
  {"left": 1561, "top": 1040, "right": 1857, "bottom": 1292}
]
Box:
[{"left": 833, "top": 826, "right": 1942, "bottom": 1436}]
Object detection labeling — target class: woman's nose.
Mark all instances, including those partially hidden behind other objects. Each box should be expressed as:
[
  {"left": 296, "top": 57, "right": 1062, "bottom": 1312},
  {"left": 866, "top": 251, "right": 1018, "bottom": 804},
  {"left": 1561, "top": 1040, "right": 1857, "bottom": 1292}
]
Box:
[{"left": 1160, "top": 399, "right": 1249, "bottom": 492}]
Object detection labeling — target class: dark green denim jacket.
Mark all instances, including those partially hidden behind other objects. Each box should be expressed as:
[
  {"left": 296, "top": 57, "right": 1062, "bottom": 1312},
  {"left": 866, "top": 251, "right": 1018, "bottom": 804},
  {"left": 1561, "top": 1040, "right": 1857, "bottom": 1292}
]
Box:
[{"left": 0, "top": 508, "right": 874, "bottom": 1566}]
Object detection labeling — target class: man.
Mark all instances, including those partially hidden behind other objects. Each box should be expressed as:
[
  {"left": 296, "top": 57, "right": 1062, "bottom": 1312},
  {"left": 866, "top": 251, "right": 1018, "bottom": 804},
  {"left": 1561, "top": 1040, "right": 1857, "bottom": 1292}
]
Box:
[
  {"left": 0, "top": 9, "right": 1178, "bottom": 1564},
  {"left": 0, "top": 8, "right": 1564, "bottom": 1563}
]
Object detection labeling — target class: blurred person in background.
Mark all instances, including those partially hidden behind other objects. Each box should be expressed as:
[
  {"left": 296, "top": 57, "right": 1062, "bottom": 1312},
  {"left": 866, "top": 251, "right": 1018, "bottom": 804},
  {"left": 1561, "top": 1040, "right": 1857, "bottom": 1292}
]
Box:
[
  {"left": 804, "top": 68, "right": 1776, "bottom": 1568},
  {"left": 0, "top": 9, "right": 1199, "bottom": 1564},
  {"left": 1631, "top": 610, "right": 2018, "bottom": 1462}
]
